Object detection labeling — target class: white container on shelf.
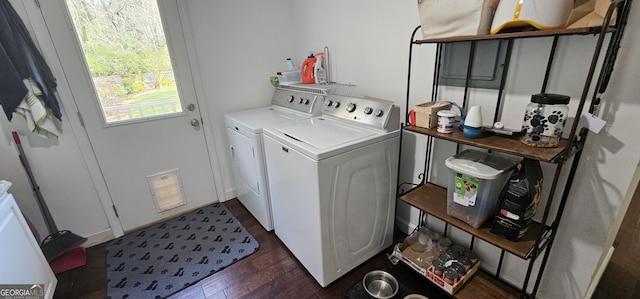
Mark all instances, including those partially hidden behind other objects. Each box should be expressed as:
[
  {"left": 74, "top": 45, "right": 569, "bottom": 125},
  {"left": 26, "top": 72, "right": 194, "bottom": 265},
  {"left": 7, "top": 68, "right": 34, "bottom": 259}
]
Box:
[
  {"left": 276, "top": 70, "right": 302, "bottom": 85},
  {"left": 464, "top": 105, "right": 483, "bottom": 128},
  {"left": 444, "top": 150, "right": 516, "bottom": 228},
  {"left": 436, "top": 110, "right": 457, "bottom": 133}
]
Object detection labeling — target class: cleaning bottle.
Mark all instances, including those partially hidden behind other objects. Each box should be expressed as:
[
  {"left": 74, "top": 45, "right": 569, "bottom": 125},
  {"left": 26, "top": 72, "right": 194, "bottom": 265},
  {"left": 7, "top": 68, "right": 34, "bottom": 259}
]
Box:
[
  {"left": 314, "top": 55, "right": 327, "bottom": 84},
  {"left": 301, "top": 53, "right": 316, "bottom": 84},
  {"left": 286, "top": 58, "right": 297, "bottom": 70}
]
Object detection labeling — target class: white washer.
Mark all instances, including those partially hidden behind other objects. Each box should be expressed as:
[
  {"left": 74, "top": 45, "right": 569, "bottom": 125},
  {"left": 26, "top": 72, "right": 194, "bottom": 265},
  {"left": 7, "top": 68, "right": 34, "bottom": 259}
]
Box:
[
  {"left": 224, "top": 85, "right": 344, "bottom": 231},
  {"left": 263, "top": 94, "right": 400, "bottom": 287},
  {"left": 224, "top": 86, "right": 322, "bottom": 231}
]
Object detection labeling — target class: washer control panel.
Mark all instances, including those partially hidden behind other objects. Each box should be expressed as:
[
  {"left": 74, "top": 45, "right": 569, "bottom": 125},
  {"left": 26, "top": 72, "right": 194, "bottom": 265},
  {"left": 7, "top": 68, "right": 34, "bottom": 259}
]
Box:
[{"left": 321, "top": 95, "right": 399, "bottom": 130}]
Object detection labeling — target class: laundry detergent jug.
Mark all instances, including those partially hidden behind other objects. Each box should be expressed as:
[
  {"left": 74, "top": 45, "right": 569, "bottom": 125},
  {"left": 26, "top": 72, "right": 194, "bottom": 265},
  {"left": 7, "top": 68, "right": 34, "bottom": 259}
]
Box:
[{"left": 301, "top": 53, "right": 316, "bottom": 84}]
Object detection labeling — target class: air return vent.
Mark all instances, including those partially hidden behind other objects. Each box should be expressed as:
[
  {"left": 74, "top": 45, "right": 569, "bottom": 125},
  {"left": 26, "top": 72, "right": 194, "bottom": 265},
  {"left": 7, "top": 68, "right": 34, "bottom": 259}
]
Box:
[{"left": 147, "top": 169, "right": 186, "bottom": 212}]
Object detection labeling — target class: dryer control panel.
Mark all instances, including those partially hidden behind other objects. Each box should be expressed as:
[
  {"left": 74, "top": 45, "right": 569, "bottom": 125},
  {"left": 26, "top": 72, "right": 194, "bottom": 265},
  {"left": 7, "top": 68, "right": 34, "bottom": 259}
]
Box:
[
  {"left": 271, "top": 89, "right": 323, "bottom": 115},
  {"left": 321, "top": 95, "right": 400, "bottom": 131}
]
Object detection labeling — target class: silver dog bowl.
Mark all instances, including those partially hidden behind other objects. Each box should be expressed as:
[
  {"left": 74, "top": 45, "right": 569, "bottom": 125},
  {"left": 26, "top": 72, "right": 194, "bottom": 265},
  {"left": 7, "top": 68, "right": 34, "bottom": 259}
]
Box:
[{"left": 362, "top": 270, "right": 399, "bottom": 299}]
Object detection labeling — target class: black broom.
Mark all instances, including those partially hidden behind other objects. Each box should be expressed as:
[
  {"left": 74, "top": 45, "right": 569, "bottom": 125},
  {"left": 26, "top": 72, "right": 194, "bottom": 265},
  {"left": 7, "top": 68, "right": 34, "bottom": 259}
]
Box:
[{"left": 12, "top": 131, "right": 87, "bottom": 262}]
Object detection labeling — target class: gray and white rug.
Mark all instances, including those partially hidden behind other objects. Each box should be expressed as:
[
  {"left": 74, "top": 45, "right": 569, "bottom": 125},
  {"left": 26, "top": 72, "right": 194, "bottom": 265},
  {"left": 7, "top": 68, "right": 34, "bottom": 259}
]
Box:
[{"left": 106, "top": 202, "right": 259, "bottom": 299}]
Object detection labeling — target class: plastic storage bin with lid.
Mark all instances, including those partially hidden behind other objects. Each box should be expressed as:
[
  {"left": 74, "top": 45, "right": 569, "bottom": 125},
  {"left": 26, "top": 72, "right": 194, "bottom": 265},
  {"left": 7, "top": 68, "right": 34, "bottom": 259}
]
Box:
[{"left": 445, "top": 149, "right": 517, "bottom": 228}]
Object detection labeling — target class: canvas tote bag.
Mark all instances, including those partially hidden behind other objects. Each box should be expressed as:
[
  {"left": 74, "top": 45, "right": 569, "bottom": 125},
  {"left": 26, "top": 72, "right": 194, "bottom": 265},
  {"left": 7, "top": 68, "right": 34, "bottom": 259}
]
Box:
[{"left": 417, "top": 0, "right": 500, "bottom": 39}]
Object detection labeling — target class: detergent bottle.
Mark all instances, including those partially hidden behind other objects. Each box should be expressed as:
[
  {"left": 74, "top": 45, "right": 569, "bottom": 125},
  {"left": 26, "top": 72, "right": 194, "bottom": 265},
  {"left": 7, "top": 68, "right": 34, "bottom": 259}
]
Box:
[
  {"left": 301, "top": 53, "right": 316, "bottom": 84},
  {"left": 314, "top": 55, "right": 327, "bottom": 84}
]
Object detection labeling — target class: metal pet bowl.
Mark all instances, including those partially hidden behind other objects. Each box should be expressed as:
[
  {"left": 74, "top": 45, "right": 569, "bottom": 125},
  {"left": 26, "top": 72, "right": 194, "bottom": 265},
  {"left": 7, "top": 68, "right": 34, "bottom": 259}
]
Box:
[{"left": 363, "top": 270, "right": 399, "bottom": 299}]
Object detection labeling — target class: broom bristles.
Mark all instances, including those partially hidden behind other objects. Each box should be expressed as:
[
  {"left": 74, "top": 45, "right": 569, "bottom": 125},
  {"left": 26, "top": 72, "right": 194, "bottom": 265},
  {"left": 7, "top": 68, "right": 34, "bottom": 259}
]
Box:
[{"left": 41, "top": 230, "right": 87, "bottom": 262}]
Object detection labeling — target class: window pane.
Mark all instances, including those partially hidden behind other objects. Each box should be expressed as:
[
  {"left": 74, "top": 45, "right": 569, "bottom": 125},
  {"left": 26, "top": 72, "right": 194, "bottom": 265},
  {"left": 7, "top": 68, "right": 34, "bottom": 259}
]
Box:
[{"left": 66, "top": 0, "right": 183, "bottom": 124}]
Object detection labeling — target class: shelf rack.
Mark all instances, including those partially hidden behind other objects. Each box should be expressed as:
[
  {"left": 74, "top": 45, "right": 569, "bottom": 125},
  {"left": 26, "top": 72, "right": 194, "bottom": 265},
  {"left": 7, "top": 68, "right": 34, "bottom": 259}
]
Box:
[
  {"left": 396, "top": 1, "right": 632, "bottom": 298},
  {"left": 404, "top": 126, "right": 567, "bottom": 163}
]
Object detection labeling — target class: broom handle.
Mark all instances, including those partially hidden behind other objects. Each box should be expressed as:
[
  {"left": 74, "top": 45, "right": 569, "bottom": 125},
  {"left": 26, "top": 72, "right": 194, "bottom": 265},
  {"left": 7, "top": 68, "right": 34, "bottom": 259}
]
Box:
[{"left": 12, "top": 132, "right": 59, "bottom": 234}]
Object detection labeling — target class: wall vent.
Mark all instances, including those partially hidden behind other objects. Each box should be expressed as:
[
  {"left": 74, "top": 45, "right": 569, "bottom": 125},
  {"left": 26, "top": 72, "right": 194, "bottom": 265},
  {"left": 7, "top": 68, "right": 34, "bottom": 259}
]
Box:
[{"left": 147, "top": 169, "right": 186, "bottom": 212}]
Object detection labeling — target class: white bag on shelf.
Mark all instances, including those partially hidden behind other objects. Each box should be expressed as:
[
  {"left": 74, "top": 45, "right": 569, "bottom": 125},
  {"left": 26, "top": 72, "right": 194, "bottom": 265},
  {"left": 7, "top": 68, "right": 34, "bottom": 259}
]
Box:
[{"left": 417, "top": 0, "right": 499, "bottom": 39}]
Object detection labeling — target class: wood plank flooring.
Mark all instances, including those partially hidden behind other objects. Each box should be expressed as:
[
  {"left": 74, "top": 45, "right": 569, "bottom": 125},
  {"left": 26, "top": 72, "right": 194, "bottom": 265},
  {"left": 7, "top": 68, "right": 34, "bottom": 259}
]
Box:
[{"left": 54, "top": 199, "right": 440, "bottom": 299}]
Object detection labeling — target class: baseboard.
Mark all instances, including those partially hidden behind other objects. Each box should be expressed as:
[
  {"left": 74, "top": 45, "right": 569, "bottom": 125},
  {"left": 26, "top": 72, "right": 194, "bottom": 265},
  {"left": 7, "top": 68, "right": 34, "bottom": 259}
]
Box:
[
  {"left": 83, "top": 228, "right": 115, "bottom": 247},
  {"left": 584, "top": 245, "right": 615, "bottom": 299},
  {"left": 224, "top": 188, "right": 237, "bottom": 201},
  {"left": 395, "top": 216, "right": 417, "bottom": 235}
]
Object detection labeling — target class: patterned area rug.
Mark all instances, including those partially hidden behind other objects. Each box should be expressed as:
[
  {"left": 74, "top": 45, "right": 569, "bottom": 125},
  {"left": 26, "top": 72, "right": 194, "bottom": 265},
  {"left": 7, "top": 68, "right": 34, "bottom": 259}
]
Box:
[{"left": 106, "top": 203, "right": 259, "bottom": 299}]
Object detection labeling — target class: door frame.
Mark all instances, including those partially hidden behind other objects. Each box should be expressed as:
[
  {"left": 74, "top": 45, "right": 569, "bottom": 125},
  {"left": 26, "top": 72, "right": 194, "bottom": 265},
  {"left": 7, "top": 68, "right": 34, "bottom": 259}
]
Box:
[
  {"left": 175, "top": 0, "right": 226, "bottom": 204},
  {"left": 18, "top": 0, "right": 225, "bottom": 239}
]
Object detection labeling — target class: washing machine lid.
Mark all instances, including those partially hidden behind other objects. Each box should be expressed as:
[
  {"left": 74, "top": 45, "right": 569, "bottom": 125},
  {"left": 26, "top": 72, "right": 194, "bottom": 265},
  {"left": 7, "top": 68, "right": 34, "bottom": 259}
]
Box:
[
  {"left": 224, "top": 106, "right": 311, "bottom": 133},
  {"left": 273, "top": 117, "right": 377, "bottom": 150}
]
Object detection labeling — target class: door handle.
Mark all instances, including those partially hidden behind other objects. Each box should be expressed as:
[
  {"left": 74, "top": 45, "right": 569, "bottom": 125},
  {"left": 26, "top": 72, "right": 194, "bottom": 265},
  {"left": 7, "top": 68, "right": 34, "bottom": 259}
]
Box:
[
  {"left": 187, "top": 103, "right": 196, "bottom": 111},
  {"left": 190, "top": 118, "right": 200, "bottom": 127},
  {"left": 230, "top": 146, "right": 235, "bottom": 159}
]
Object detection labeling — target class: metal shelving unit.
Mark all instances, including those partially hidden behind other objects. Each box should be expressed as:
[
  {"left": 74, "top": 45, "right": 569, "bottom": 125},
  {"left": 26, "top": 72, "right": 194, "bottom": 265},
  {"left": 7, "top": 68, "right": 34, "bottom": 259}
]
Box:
[{"left": 396, "top": 1, "right": 632, "bottom": 298}]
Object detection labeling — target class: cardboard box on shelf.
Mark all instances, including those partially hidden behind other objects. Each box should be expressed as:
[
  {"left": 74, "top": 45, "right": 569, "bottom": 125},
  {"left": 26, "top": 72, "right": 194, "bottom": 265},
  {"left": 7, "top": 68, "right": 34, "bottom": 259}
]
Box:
[
  {"left": 414, "top": 101, "right": 452, "bottom": 129},
  {"left": 392, "top": 242, "right": 480, "bottom": 295},
  {"left": 567, "top": 0, "right": 617, "bottom": 29}
]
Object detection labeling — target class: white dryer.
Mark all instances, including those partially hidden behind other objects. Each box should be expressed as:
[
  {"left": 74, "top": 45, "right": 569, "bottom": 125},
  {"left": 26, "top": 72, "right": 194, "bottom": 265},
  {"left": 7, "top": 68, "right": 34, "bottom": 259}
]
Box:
[
  {"left": 224, "top": 84, "right": 344, "bottom": 231},
  {"left": 262, "top": 94, "right": 400, "bottom": 287}
]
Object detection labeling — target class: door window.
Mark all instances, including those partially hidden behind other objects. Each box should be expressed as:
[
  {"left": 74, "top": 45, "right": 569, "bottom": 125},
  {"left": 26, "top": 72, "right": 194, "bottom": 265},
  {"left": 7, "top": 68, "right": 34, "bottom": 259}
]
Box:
[{"left": 66, "top": 0, "right": 183, "bottom": 125}]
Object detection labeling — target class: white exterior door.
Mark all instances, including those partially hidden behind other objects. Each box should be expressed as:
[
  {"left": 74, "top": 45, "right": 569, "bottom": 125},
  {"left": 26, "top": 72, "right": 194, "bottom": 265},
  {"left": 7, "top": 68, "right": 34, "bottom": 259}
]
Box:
[{"left": 37, "top": 0, "right": 220, "bottom": 232}]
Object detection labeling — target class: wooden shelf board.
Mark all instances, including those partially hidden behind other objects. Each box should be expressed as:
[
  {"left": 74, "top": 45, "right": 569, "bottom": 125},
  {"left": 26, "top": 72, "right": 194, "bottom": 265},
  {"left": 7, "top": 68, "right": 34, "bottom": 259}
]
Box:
[
  {"left": 404, "top": 125, "right": 567, "bottom": 163},
  {"left": 456, "top": 270, "right": 522, "bottom": 299},
  {"left": 401, "top": 183, "right": 549, "bottom": 259},
  {"left": 413, "top": 26, "right": 613, "bottom": 44},
  {"left": 397, "top": 250, "right": 523, "bottom": 299}
]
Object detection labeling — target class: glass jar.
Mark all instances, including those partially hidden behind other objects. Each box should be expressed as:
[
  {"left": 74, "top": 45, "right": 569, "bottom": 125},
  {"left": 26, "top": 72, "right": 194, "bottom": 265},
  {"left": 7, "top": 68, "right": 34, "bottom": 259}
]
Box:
[
  {"left": 432, "top": 259, "right": 445, "bottom": 278},
  {"left": 443, "top": 267, "right": 459, "bottom": 285},
  {"left": 521, "top": 93, "right": 570, "bottom": 148}
]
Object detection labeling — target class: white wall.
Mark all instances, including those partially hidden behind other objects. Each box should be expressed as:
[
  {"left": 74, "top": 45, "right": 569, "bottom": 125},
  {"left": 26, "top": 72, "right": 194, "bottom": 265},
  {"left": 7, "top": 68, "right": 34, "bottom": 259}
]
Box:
[
  {"left": 290, "top": 1, "right": 434, "bottom": 102},
  {"left": 539, "top": 2, "right": 640, "bottom": 296},
  {"left": 180, "top": 0, "right": 295, "bottom": 199}
]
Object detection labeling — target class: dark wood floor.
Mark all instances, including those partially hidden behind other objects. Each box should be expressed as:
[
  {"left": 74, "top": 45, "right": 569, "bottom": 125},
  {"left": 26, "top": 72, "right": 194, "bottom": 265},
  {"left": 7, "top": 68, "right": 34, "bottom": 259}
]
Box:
[{"left": 53, "top": 199, "right": 448, "bottom": 299}]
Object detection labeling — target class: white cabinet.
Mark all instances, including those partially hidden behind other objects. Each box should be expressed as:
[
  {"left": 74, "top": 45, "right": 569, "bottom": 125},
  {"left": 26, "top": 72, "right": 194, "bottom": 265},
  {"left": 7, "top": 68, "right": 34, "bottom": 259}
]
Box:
[{"left": 0, "top": 183, "right": 57, "bottom": 299}]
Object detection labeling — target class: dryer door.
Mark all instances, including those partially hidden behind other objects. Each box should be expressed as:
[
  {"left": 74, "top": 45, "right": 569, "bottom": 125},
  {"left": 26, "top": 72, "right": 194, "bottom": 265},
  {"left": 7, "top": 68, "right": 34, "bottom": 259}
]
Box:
[{"left": 227, "top": 127, "right": 260, "bottom": 197}]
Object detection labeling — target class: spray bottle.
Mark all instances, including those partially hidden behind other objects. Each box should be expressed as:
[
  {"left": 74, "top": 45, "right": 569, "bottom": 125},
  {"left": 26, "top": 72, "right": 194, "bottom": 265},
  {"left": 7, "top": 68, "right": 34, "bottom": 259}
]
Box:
[{"left": 314, "top": 55, "right": 327, "bottom": 84}]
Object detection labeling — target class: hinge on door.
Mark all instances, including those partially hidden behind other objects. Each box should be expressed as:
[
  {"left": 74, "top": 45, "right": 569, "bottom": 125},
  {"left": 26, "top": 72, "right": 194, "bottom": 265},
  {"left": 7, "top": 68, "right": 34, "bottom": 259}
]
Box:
[
  {"left": 112, "top": 205, "right": 119, "bottom": 218},
  {"left": 34, "top": 0, "right": 40, "bottom": 8},
  {"left": 77, "top": 111, "right": 85, "bottom": 127}
]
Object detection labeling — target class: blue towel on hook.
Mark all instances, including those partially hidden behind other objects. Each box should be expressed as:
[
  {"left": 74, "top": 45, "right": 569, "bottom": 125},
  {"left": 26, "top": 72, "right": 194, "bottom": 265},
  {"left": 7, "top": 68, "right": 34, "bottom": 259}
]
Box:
[{"left": 0, "top": 0, "right": 61, "bottom": 121}]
